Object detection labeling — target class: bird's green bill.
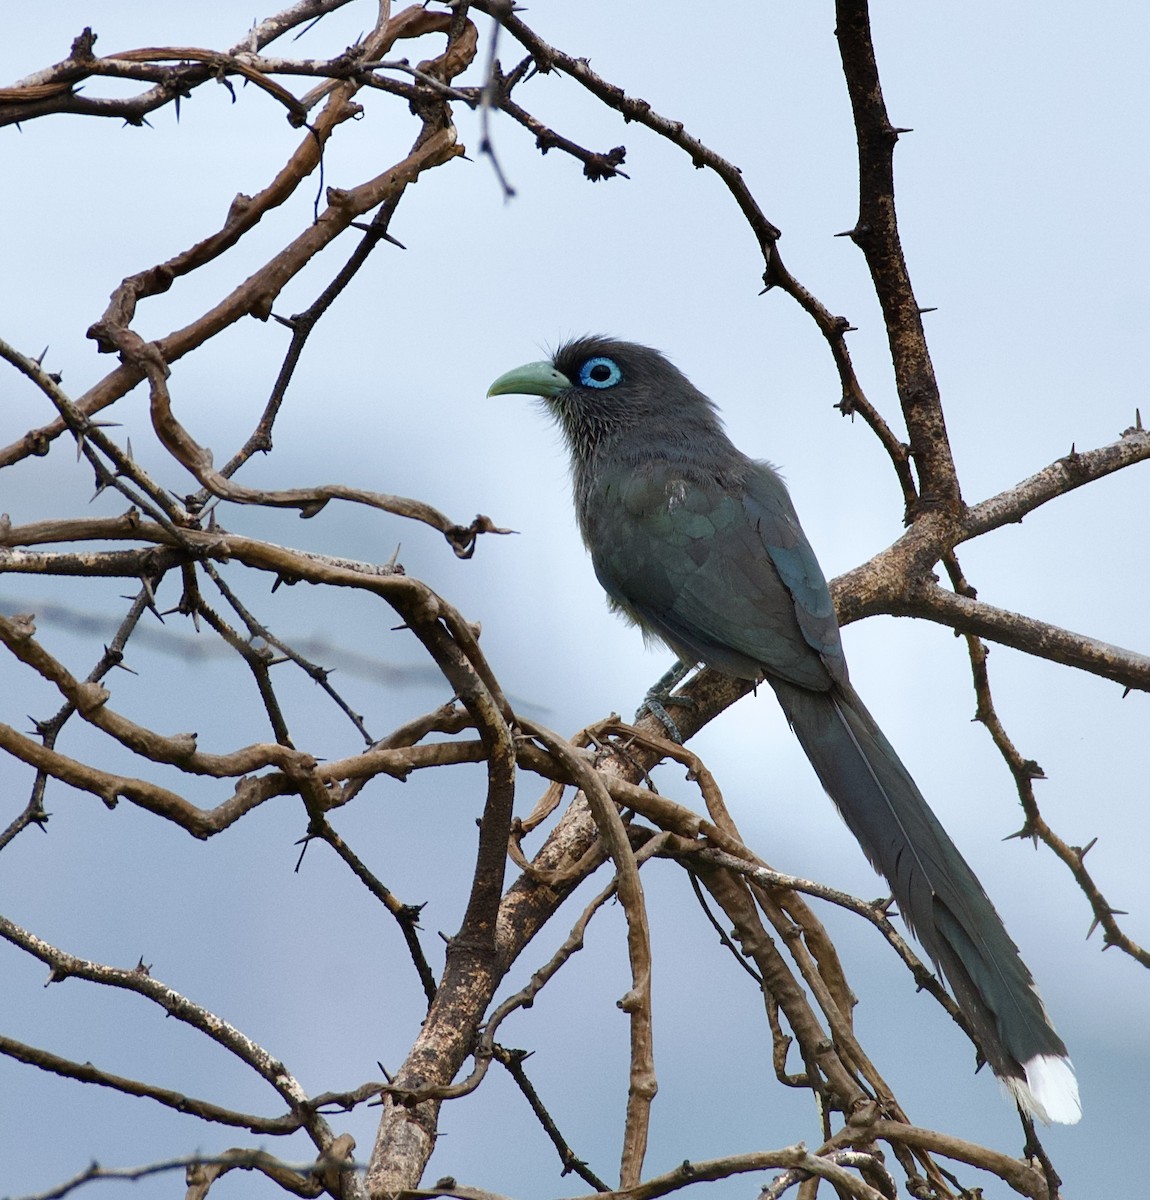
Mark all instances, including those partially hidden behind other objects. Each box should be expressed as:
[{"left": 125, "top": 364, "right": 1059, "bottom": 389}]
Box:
[{"left": 486, "top": 360, "right": 572, "bottom": 398}]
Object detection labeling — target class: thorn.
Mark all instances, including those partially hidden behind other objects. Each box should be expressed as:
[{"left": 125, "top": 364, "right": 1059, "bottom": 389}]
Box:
[
  {"left": 347, "top": 221, "right": 407, "bottom": 249},
  {"left": 833, "top": 228, "right": 856, "bottom": 238},
  {"left": 1078, "top": 836, "right": 1098, "bottom": 859},
  {"left": 139, "top": 576, "right": 163, "bottom": 620},
  {"left": 1085, "top": 907, "right": 1127, "bottom": 939},
  {"left": 890, "top": 126, "right": 914, "bottom": 135},
  {"left": 1002, "top": 824, "right": 1034, "bottom": 842},
  {"left": 270, "top": 312, "right": 296, "bottom": 329},
  {"left": 35, "top": 346, "right": 50, "bottom": 367},
  {"left": 918, "top": 306, "right": 937, "bottom": 315}
]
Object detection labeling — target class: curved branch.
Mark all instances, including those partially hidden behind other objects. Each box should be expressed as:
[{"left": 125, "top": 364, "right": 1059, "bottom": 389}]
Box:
[
  {"left": 901, "top": 583, "right": 1150, "bottom": 692},
  {"left": 0, "top": 14, "right": 465, "bottom": 476},
  {"left": 865, "top": 1120, "right": 1048, "bottom": 1199},
  {"left": 959, "top": 629, "right": 1150, "bottom": 970},
  {"left": 474, "top": 0, "right": 917, "bottom": 509},
  {"left": 963, "top": 423, "right": 1150, "bottom": 539},
  {"left": 0, "top": 915, "right": 336, "bottom": 1152},
  {"left": 0, "top": 1035, "right": 313, "bottom": 1134},
  {"left": 834, "top": 0, "right": 960, "bottom": 512},
  {"left": 0, "top": 0, "right": 358, "bottom": 128},
  {"left": 471, "top": 1, "right": 780, "bottom": 244},
  {"left": 518, "top": 718, "right": 656, "bottom": 1188},
  {"left": 0, "top": 610, "right": 319, "bottom": 777}
]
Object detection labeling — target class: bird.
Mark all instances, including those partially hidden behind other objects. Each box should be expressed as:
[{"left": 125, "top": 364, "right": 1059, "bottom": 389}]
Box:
[{"left": 488, "top": 335, "right": 1080, "bottom": 1125}]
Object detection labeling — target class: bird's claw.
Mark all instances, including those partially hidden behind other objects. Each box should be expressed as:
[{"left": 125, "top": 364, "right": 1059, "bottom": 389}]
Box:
[{"left": 635, "top": 660, "right": 698, "bottom": 743}]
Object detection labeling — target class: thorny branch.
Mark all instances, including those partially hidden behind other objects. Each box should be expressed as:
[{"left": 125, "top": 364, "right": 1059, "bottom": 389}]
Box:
[{"left": 1, "top": 3, "right": 1145, "bottom": 1200}]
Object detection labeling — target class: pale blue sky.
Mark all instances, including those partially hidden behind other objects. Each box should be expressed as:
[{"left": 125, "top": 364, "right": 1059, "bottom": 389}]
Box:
[{"left": 2, "top": 4, "right": 1148, "bottom": 1198}]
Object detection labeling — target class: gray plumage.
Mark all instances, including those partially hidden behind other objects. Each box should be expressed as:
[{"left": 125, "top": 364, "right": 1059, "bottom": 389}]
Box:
[{"left": 489, "top": 335, "right": 1080, "bottom": 1124}]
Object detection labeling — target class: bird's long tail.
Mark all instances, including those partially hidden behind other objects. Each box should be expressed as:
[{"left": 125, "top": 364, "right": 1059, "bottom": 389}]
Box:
[{"left": 769, "top": 677, "right": 1080, "bottom": 1124}]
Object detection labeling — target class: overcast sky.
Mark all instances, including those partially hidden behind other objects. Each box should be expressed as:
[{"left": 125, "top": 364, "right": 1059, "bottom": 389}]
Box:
[{"left": 2, "top": 4, "right": 1148, "bottom": 1199}]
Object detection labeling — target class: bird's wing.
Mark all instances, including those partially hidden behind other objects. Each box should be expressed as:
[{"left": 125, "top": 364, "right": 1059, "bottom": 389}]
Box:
[{"left": 584, "top": 459, "right": 845, "bottom": 689}]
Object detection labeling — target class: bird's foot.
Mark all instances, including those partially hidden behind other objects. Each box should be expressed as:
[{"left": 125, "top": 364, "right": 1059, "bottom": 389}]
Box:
[{"left": 635, "top": 660, "right": 697, "bottom": 743}]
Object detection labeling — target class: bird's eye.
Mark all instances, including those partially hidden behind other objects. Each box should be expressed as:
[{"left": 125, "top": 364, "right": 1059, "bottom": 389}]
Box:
[{"left": 578, "top": 356, "right": 622, "bottom": 389}]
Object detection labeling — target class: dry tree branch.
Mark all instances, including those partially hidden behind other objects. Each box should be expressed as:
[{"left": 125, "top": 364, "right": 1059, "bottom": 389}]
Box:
[
  {"left": 4, "top": 28, "right": 499, "bottom": 557},
  {"left": 0, "top": 1035, "right": 327, "bottom": 1135},
  {"left": 2, "top": 4, "right": 1143, "bottom": 1199},
  {"left": 899, "top": 582, "right": 1150, "bottom": 692},
  {"left": 378, "top": 832, "right": 665, "bottom": 1108},
  {"left": 518, "top": 718, "right": 656, "bottom": 1189},
  {"left": 0, "top": 337, "right": 190, "bottom": 529},
  {"left": 6, "top": 1145, "right": 360, "bottom": 1200},
  {"left": 0, "top": 610, "right": 307, "bottom": 776},
  {"left": 364, "top": 727, "right": 659, "bottom": 1191},
  {"left": 688, "top": 859, "right": 868, "bottom": 1120},
  {"left": 305, "top": 816, "right": 441, "bottom": 1005},
  {"left": 0, "top": 915, "right": 337, "bottom": 1152},
  {"left": 490, "top": 1045, "right": 612, "bottom": 1192},
  {"left": 0, "top": 520, "right": 527, "bottom": 853},
  {"left": 0, "top": 582, "right": 154, "bottom": 849},
  {"left": 860, "top": 1120, "right": 1051, "bottom": 1200},
  {"left": 471, "top": 0, "right": 915, "bottom": 507},
  {"left": 0, "top": 6, "right": 479, "bottom": 551},
  {"left": 834, "top": 0, "right": 959, "bottom": 513},
  {"left": 197, "top": 194, "right": 409, "bottom": 502},
  {"left": 693, "top": 848, "right": 963, "bottom": 1030},
  {"left": 960, "top": 631, "right": 1148, "bottom": 968},
  {"left": 0, "top": 1, "right": 359, "bottom": 126},
  {"left": 554, "top": 1143, "right": 891, "bottom": 1200}
]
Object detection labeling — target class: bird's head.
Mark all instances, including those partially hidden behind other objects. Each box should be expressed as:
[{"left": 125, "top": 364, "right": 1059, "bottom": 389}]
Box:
[{"left": 487, "top": 336, "right": 722, "bottom": 461}]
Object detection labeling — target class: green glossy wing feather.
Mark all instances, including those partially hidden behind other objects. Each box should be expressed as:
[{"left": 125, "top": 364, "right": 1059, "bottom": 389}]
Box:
[{"left": 581, "top": 458, "right": 844, "bottom": 689}]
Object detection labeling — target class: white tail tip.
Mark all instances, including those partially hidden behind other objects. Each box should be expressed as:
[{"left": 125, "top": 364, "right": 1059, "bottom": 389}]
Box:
[{"left": 1007, "top": 1054, "right": 1081, "bottom": 1125}]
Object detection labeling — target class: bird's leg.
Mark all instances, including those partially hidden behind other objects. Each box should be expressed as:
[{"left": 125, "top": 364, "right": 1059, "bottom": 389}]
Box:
[{"left": 636, "top": 659, "right": 697, "bottom": 742}]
